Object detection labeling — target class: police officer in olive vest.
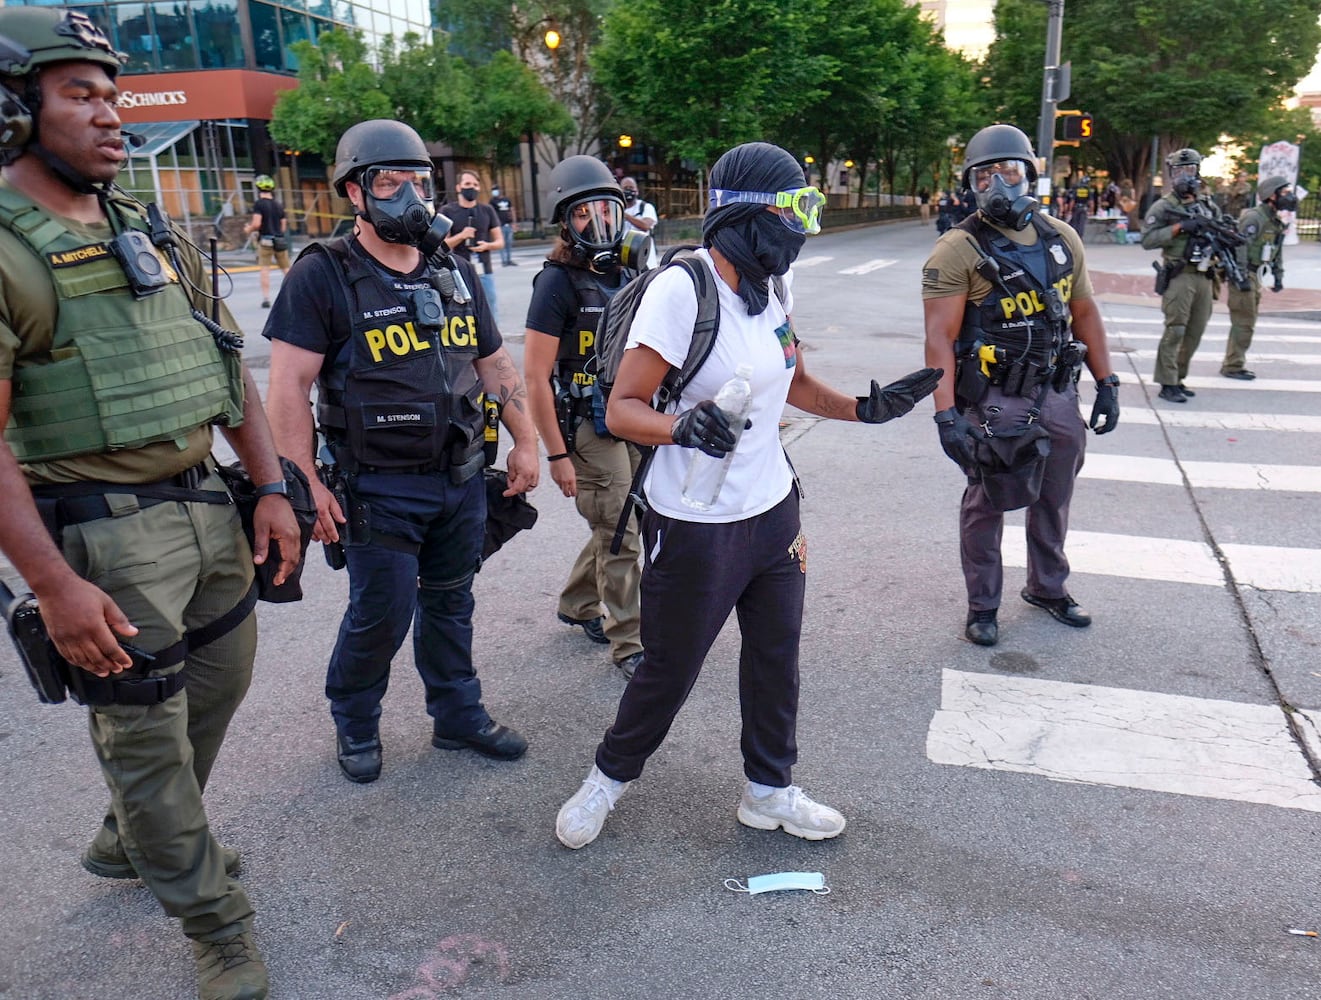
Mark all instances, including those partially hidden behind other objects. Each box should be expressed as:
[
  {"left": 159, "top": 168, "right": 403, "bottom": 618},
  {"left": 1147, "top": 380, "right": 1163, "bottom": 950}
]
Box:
[
  {"left": 1141, "top": 147, "right": 1235, "bottom": 402},
  {"left": 923, "top": 124, "right": 1119, "bottom": 648},
  {"left": 1222, "top": 175, "right": 1294, "bottom": 380},
  {"left": 0, "top": 8, "right": 300, "bottom": 998},
  {"left": 263, "top": 120, "right": 539, "bottom": 784},
  {"left": 522, "top": 156, "right": 644, "bottom": 678}
]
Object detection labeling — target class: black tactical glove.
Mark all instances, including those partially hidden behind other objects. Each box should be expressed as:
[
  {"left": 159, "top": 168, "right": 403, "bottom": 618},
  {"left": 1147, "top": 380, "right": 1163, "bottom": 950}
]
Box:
[
  {"left": 856, "top": 367, "right": 944, "bottom": 424},
  {"left": 671, "top": 400, "right": 741, "bottom": 458},
  {"left": 1089, "top": 376, "right": 1120, "bottom": 434},
  {"left": 1178, "top": 214, "right": 1207, "bottom": 235},
  {"left": 933, "top": 407, "right": 978, "bottom": 472},
  {"left": 1272, "top": 275, "right": 1284, "bottom": 293}
]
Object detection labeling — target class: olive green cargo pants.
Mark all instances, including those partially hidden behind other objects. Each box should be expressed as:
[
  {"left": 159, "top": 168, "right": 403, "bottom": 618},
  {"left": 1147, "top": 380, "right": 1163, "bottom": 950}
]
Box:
[{"left": 62, "top": 469, "right": 257, "bottom": 940}]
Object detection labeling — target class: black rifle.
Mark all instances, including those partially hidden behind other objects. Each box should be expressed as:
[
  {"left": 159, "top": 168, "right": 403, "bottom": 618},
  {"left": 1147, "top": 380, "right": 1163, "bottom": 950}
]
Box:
[
  {"left": 1, "top": 579, "right": 71, "bottom": 704},
  {"left": 1173, "top": 209, "right": 1251, "bottom": 292}
]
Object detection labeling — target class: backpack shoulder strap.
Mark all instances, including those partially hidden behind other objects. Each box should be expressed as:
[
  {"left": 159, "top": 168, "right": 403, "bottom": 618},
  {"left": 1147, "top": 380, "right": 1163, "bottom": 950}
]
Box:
[{"left": 655, "top": 252, "right": 720, "bottom": 408}]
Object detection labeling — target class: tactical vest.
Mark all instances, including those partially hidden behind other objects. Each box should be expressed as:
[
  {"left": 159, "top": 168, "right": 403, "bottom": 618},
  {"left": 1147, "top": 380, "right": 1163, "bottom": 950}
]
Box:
[
  {"left": 1154, "top": 193, "right": 1216, "bottom": 263},
  {"left": 546, "top": 262, "right": 631, "bottom": 413},
  {"left": 0, "top": 190, "right": 244, "bottom": 462},
  {"left": 312, "top": 238, "right": 485, "bottom": 480},
  {"left": 956, "top": 213, "right": 1076, "bottom": 367}
]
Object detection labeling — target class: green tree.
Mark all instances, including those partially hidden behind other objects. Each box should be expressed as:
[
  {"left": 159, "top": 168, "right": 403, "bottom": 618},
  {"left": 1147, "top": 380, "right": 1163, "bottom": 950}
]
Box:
[
  {"left": 268, "top": 29, "right": 392, "bottom": 163},
  {"left": 471, "top": 49, "right": 575, "bottom": 167},
  {"left": 377, "top": 31, "right": 477, "bottom": 149},
  {"left": 982, "top": 0, "right": 1321, "bottom": 203},
  {"left": 594, "top": 0, "right": 835, "bottom": 169}
]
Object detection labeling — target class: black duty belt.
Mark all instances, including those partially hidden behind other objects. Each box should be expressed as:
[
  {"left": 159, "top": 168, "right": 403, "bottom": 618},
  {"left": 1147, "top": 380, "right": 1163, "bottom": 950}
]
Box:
[{"left": 30, "top": 460, "right": 231, "bottom": 530}]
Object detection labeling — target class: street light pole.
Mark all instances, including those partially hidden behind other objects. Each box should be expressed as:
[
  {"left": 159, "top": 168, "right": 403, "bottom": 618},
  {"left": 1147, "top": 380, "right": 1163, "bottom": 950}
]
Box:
[{"left": 1035, "top": 0, "right": 1065, "bottom": 209}]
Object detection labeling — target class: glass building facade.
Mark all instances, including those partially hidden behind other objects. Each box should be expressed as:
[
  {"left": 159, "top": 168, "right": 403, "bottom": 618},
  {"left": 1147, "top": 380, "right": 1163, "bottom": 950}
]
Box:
[{"left": 9, "top": 0, "right": 434, "bottom": 76}]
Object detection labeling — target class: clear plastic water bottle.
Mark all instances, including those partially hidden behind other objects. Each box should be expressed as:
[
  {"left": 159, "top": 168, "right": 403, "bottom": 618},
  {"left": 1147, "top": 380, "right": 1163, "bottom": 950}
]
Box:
[{"left": 681, "top": 364, "right": 754, "bottom": 511}]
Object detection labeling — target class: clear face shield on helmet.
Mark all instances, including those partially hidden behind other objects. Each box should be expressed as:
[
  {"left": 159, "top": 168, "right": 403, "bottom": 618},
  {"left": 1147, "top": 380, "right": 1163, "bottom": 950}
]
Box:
[
  {"left": 971, "top": 159, "right": 1037, "bottom": 230},
  {"left": 1170, "top": 163, "right": 1200, "bottom": 197},
  {"left": 708, "top": 187, "right": 826, "bottom": 235},
  {"left": 562, "top": 195, "right": 626, "bottom": 269},
  {"left": 359, "top": 164, "right": 436, "bottom": 245}
]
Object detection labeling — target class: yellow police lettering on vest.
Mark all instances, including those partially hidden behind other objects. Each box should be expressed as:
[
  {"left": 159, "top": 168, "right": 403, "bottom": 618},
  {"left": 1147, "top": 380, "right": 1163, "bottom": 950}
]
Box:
[
  {"left": 363, "top": 320, "right": 433, "bottom": 363},
  {"left": 572, "top": 371, "right": 594, "bottom": 386},
  {"left": 579, "top": 328, "right": 595, "bottom": 356},
  {"left": 999, "top": 289, "right": 1048, "bottom": 319},
  {"left": 1052, "top": 274, "right": 1074, "bottom": 303},
  {"left": 441, "top": 315, "right": 476, "bottom": 348},
  {"left": 47, "top": 243, "right": 111, "bottom": 268}
]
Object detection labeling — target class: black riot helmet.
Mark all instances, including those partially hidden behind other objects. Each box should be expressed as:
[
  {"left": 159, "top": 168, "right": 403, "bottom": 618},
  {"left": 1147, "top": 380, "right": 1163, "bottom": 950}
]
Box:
[
  {"left": 961, "top": 124, "right": 1040, "bottom": 231},
  {"left": 546, "top": 155, "right": 626, "bottom": 271},
  {"left": 332, "top": 120, "right": 437, "bottom": 246},
  {"left": 1165, "top": 148, "right": 1202, "bottom": 198}
]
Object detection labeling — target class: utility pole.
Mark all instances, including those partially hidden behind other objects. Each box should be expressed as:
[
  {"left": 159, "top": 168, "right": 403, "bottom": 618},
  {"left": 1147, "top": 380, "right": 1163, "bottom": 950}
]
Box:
[{"left": 1035, "top": 0, "right": 1066, "bottom": 210}]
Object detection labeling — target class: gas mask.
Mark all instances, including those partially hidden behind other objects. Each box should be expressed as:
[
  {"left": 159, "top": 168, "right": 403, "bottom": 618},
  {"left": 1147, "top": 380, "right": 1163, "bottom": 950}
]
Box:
[
  {"left": 976, "top": 172, "right": 1038, "bottom": 231},
  {"left": 562, "top": 195, "right": 626, "bottom": 272},
  {"left": 1275, "top": 191, "right": 1298, "bottom": 211},
  {"left": 360, "top": 165, "right": 436, "bottom": 245},
  {"left": 1171, "top": 166, "right": 1200, "bottom": 199}
]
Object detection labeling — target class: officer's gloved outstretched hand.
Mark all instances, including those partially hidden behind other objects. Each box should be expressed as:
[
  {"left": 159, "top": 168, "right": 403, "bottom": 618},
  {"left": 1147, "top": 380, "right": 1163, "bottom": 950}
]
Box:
[
  {"left": 933, "top": 407, "right": 979, "bottom": 473},
  {"left": 671, "top": 400, "right": 743, "bottom": 458},
  {"left": 1090, "top": 379, "right": 1120, "bottom": 434},
  {"left": 856, "top": 367, "right": 944, "bottom": 423}
]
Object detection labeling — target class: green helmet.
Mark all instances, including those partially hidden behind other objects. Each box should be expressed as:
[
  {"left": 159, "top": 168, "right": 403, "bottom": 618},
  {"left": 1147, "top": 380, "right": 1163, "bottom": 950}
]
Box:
[
  {"left": 1165, "top": 147, "right": 1202, "bottom": 170},
  {"left": 0, "top": 8, "right": 124, "bottom": 78},
  {"left": 254, "top": 174, "right": 275, "bottom": 191},
  {"left": 331, "top": 119, "right": 431, "bottom": 197},
  {"left": 1256, "top": 175, "right": 1288, "bottom": 203}
]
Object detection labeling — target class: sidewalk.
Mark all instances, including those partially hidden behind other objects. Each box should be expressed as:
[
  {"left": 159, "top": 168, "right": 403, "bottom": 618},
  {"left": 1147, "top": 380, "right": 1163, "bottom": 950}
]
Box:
[{"left": 1082, "top": 232, "right": 1321, "bottom": 316}]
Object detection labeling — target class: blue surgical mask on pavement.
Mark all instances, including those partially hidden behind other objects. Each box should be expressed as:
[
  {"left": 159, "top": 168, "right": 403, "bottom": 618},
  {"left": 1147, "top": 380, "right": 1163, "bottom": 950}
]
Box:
[{"left": 724, "top": 871, "right": 830, "bottom": 895}]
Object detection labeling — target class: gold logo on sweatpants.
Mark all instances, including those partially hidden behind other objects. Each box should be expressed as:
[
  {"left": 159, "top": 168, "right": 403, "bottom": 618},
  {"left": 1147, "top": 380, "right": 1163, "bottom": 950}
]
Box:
[{"left": 788, "top": 530, "right": 807, "bottom": 574}]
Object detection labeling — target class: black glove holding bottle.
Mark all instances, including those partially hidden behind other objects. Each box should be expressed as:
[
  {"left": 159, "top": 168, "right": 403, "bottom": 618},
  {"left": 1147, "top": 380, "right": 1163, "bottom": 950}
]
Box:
[
  {"left": 671, "top": 400, "right": 741, "bottom": 458},
  {"left": 933, "top": 407, "right": 979, "bottom": 472},
  {"left": 1089, "top": 375, "right": 1120, "bottom": 434},
  {"left": 855, "top": 367, "right": 944, "bottom": 423}
]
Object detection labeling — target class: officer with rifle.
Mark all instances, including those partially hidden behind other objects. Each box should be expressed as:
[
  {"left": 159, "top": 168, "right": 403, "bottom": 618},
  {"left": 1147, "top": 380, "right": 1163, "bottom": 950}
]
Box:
[
  {"left": 1141, "top": 147, "right": 1244, "bottom": 403},
  {"left": 1221, "top": 175, "right": 1295, "bottom": 380},
  {"left": 0, "top": 8, "right": 300, "bottom": 998}
]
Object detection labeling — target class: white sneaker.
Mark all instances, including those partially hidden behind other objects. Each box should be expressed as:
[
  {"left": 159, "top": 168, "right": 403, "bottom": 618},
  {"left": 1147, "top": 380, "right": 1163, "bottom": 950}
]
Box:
[
  {"left": 556, "top": 765, "right": 629, "bottom": 849},
  {"left": 736, "top": 784, "right": 846, "bottom": 841}
]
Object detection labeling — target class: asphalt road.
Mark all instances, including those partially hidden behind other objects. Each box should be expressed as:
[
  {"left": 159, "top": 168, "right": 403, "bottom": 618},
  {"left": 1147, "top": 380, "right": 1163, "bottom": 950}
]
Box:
[{"left": 2, "top": 220, "right": 1319, "bottom": 999}]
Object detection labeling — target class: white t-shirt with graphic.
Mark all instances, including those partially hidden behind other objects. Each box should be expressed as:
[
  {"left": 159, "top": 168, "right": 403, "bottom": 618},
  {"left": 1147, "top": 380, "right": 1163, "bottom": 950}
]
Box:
[{"left": 625, "top": 247, "right": 796, "bottom": 523}]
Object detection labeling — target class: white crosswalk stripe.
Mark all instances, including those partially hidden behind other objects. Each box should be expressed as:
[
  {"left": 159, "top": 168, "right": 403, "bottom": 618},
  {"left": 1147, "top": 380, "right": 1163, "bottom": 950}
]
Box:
[
  {"left": 839, "top": 259, "right": 897, "bottom": 275},
  {"left": 792, "top": 255, "right": 834, "bottom": 268},
  {"left": 929, "top": 302, "right": 1321, "bottom": 803}
]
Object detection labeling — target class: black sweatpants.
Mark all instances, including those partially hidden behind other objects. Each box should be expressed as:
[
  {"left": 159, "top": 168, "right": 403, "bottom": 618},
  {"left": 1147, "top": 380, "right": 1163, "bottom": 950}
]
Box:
[{"left": 595, "top": 488, "right": 805, "bottom": 787}]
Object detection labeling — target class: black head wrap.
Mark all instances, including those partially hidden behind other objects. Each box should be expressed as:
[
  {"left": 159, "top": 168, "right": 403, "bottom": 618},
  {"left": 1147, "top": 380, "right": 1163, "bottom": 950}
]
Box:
[{"left": 702, "top": 142, "right": 808, "bottom": 315}]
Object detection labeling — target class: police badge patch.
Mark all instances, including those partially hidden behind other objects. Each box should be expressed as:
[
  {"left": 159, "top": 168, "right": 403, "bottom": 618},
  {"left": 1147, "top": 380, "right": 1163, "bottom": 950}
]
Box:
[{"left": 1050, "top": 244, "right": 1068, "bottom": 265}]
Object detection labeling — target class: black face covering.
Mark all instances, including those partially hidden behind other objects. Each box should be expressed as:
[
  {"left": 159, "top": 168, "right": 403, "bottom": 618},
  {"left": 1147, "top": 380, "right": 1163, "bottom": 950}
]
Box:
[
  {"left": 702, "top": 141, "right": 808, "bottom": 315},
  {"left": 710, "top": 214, "right": 805, "bottom": 314}
]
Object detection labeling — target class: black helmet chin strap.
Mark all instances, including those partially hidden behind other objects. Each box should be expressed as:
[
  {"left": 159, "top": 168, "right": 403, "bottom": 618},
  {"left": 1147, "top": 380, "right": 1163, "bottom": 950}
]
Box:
[{"left": 32, "top": 142, "right": 104, "bottom": 195}]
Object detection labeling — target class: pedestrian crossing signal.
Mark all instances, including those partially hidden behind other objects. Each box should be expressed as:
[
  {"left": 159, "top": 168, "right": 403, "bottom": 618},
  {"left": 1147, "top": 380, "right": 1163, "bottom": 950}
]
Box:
[{"left": 1059, "top": 113, "right": 1094, "bottom": 141}]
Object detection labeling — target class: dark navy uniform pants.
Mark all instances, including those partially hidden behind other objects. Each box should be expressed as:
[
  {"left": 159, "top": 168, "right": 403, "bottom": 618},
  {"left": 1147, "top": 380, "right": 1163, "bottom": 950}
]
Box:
[
  {"left": 960, "top": 382, "right": 1087, "bottom": 612},
  {"left": 328, "top": 469, "right": 489, "bottom": 740},
  {"left": 596, "top": 488, "right": 804, "bottom": 787}
]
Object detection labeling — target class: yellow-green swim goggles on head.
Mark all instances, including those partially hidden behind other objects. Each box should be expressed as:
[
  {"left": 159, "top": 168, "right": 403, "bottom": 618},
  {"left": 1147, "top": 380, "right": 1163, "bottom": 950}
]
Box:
[{"left": 708, "top": 186, "right": 826, "bottom": 235}]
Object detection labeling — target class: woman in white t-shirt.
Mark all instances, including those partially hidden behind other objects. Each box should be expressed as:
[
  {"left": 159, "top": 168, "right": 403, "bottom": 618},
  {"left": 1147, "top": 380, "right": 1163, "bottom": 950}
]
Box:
[{"left": 554, "top": 142, "right": 941, "bottom": 850}]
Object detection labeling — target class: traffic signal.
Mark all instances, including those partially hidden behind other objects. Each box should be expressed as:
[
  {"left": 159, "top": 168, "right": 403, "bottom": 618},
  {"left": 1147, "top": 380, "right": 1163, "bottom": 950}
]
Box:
[{"left": 1059, "top": 112, "right": 1094, "bottom": 142}]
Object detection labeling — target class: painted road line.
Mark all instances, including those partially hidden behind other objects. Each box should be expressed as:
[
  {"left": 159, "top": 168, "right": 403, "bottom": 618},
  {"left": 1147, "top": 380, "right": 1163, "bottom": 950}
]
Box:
[
  {"left": 1001, "top": 529, "right": 1321, "bottom": 592},
  {"left": 1169, "top": 375, "right": 1321, "bottom": 393},
  {"left": 839, "top": 259, "right": 897, "bottom": 275},
  {"left": 1113, "top": 331, "right": 1321, "bottom": 346},
  {"left": 793, "top": 256, "right": 834, "bottom": 268},
  {"left": 1124, "top": 349, "right": 1317, "bottom": 364},
  {"left": 1118, "top": 408, "right": 1321, "bottom": 433},
  {"left": 1080, "top": 453, "right": 1321, "bottom": 492},
  {"left": 926, "top": 669, "right": 1321, "bottom": 813},
  {"left": 1105, "top": 316, "right": 1321, "bottom": 331}
]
